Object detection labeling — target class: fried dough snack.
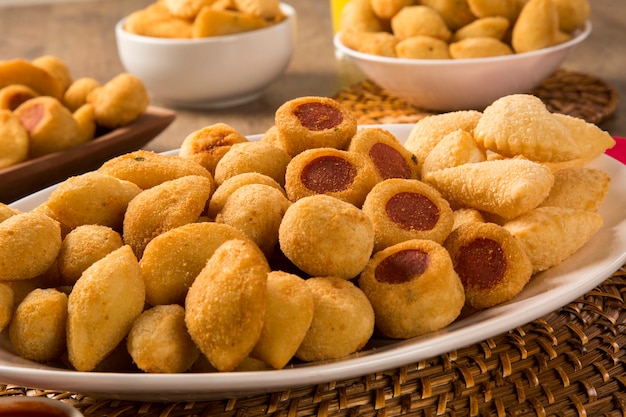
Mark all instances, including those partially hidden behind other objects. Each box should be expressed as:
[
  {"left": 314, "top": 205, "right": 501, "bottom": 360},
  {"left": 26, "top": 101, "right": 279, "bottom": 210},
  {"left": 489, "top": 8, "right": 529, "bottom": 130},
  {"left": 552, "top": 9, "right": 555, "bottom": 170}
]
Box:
[
  {"left": 419, "top": 0, "right": 476, "bottom": 30},
  {"left": 163, "top": 0, "right": 217, "bottom": 19},
  {"left": 421, "top": 128, "right": 486, "bottom": 176},
  {"left": 213, "top": 141, "right": 291, "bottom": 186},
  {"left": 554, "top": 0, "right": 590, "bottom": 33},
  {"left": 391, "top": 5, "right": 452, "bottom": 41},
  {"left": 32, "top": 55, "right": 73, "bottom": 94},
  {"left": 466, "top": 0, "right": 525, "bottom": 21},
  {"left": 193, "top": 8, "right": 270, "bottom": 38},
  {"left": 86, "top": 73, "right": 149, "bottom": 129},
  {"left": 359, "top": 239, "right": 464, "bottom": 338},
  {"left": 449, "top": 37, "right": 513, "bottom": 58},
  {"left": 340, "top": 30, "right": 399, "bottom": 57},
  {"left": 511, "top": 0, "right": 559, "bottom": 53},
  {"left": 369, "top": 0, "right": 414, "bottom": 20},
  {"left": 0, "top": 203, "right": 20, "bottom": 223},
  {"left": 63, "top": 77, "right": 101, "bottom": 112},
  {"left": 451, "top": 16, "right": 510, "bottom": 42},
  {"left": 339, "top": 0, "right": 385, "bottom": 33},
  {"left": 0, "top": 109, "right": 29, "bottom": 169},
  {"left": 233, "top": 0, "right": 282, "bottom": 18},
  {"left": 0, "top": 283, "right": 13, "bottom": 332},
  {"left": 539, "top": 167, "right": 610, "bottom": 212},
  {"left": 0, "top": 84, "right": 39, "bottom": 111},
  {"left": 395, "top": 35, "right": 451, "bottom": 59},
  {"left": 0, "top": 58, "right": 63, "bottom": 99},
  {"left": 124, "top": 2, "right": 193, "bottom": 38}
]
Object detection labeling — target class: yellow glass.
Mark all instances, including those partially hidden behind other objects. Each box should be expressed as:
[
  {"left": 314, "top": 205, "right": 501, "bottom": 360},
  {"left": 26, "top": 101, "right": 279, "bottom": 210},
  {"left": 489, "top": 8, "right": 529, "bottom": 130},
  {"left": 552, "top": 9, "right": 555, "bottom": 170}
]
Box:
[{"left": 330, "top": 0, "right": 351, "bottom": 33}]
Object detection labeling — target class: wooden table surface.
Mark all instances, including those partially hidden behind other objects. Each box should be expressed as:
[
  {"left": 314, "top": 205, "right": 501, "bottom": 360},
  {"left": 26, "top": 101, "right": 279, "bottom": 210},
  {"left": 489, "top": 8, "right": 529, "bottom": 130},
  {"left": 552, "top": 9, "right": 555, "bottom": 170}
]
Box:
[{"left": 1, "top": 0, "right": 625, "bottom": 155}]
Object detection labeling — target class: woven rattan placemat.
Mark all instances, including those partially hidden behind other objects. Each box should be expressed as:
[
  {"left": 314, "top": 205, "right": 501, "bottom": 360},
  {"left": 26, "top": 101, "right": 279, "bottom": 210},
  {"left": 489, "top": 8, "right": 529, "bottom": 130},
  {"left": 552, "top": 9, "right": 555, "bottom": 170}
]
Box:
[
  {"left": 1, "top": 267, "right": 625, "bottom": 417},
  {"left": 333, "top": 69, "right": 618, "bottom": 126}
]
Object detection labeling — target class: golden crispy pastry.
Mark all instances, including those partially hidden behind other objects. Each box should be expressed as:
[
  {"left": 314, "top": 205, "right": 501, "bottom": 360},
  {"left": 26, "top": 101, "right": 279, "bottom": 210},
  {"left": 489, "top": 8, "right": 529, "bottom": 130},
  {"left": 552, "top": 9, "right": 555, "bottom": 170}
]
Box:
[
  {"left": 390, "top": 6, "right": 452, "bottom": 41},
  {"left": 0, "top": 212, "right": 61, "bottom": 282},
  {"left": 67, "top": 245, "right": 145, "bottom": 372},
  {"left": 63, "top": 77, "right": 101, "bottom": 112},
  {"left": 0, "top": 58, "right": 64, "bottom": 99},
  {"left": 444, "top": 221, "right": 533, "bottom": 309},
  {"left": 278, "top": 194, "right": 374, "bottom": 279},
  {"left": 467, "top": 0, "right": 525, "bottom": 21},
  {"left": 233, "top": 0, "right": 282, "bottom": 19},
  {"left": 9, "top": 288, "right": 68, "bottom": 363},
  {"left": 452, "top": 207, "right": 485, "bottom": 230},
  {"left": 423, "top": 158, "right": 554, "bottom": 219},
  {"left": 274, "top": 96, "right": 358, "bottom": 157},
  {"left": 0, "top": 283, "right": 13, "bottom": 332},
  {"left": 179, "top": 123, "right": 249, "bottom": 175},
  {"left": 421, "top": 129, "right": 486, "bottom": 176},
  {"left": 31, "top": 55, "right": 73, "bottom": 94},
  {"left": 362, "top": 178, "right": 455, "bottom": 251},
  {"left": 404, "top": 110, "right": 482, "bottom": 167},
  {"left": 0, "top": 109, "right": 29, "bottom": 169},
  {"left": 348, "top": 127, "right": 420, "bottom": 181},
  {"left": 419, "top": 0, "right": 477, "bottom": 30},
  {"left": 250, "top": 271, "right": 314, "bottom": 369},
  {"left": 359, "top": 238, "right": 465, "bottom": 338},
  {"left": 539, "top": 167, "right": 610, "bottom": 212},
  {"left": 123, "top": 175, "right": 214, "bottom": 258},
  {"left": 193, "top": 7, "right": 270, "bottom": 37},
  {"left": 0, "top": 84, "right": 39, "bottom": 111},
  {"left": 124, "top": 2, "right": 193, "bottom": 38},
  {"left": 295, "top": 276, "right": 374, "bottom": 362},
  {"left": 340, "top": 30, "right": 399, "bottom": 57},
  {"left": 86, "top": 73, "right": 149, "bottom": 128},
  {"left": 503, "top": 206, "right": 603, "bottom": 273},
  {"left": 339, "top": 0, "right": 384, "bottom": 33},
  {"left": 164, "top": 0, "right": 217, "bottom": 19},
  {"left": 473, "top": 94, "right": 581, "bottom": 162},
  {"left": 185, "top": 239, "right": 270, "bottom": 372},
  {"left": 0, "top": 203, "right": 20, "bottom": 223},
  {"left": 369, "top": 0, "right": 414, "bottom": 20},
  {"left": 216, "top": 184, "right": 291, "bottom": 256},
  {"left": 127, "top": 304, "right": 200, "bottom": 373},
  {"left": 213, "top": 141, "right": 291, "bottom": 186},
  {"left": 72, "top": 103, "right": 97, "bottom": 144},
  {"left": 451, "top": 16, "right": 510, "bottom": 42},
  {"left": 284, "top": 148, "right": 378, "bottom": 207},
  {"left": 553, "top": 0, "right": 589, "bottom": 32},
  {"left": 450, "top": 37, "right": 513, "bottom": 58},
  {"left": 395, "top": 35, "right": 451, "bottom": 59},
  {"left": 511, "top": 0, "right": 559, "bottom": 53}
]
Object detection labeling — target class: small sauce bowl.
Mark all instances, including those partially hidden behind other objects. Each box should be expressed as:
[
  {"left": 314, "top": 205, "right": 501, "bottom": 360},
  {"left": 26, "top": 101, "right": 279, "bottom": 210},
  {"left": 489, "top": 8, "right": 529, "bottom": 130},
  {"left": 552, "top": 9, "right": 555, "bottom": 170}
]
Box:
[{"left": 0, "top": 396, "right": 84, "bottom": 417}]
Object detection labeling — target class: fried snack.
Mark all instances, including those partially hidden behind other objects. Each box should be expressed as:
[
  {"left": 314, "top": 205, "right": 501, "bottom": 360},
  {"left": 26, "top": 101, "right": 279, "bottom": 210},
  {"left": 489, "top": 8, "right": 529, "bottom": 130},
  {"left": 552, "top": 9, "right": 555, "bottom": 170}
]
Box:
[
  {"left": 72, "top": 103, "right": 97, "bottom": 144},
  {"left": 423, "top": 158, "right": 554, "bottom": 219},
  {"left": 127, "top": 304, "right": 200, "bottom": 373},
  {"left": 63, "top": 77, "right": 101, "bottom": 112},
  {"left": 193, "top": 7, "right": 270, "bottom": 37},
  {"left": 216, "top": 184, "right": 291, "bottom": 256},
  {"left": 452, "top": 207, "right": 485, "bottom": 230},
  {"left": 207, "top": 172, "right": 284, "bottom": 218},
  {"left": 0, "top": 283, "right": 14, "bottom": 332},
  {"left": 444, "top": 221, "right": 533, "bottom": 309},
  {"left": 0, "top": 212, "right": 61, "bottom": 282},
  {"left": 473, "top": 94, "right": 581, "bottom": 163},
  {"left": 86, "top": 73, "right": 149, "bottom": 128},
  {"left": 140, "top": 222, "right": 250, "bottom": 306},
  {"left": 274, "top": 96, "right": 358, "bottom": 157},
  {"left": 390, "top": 6, "right": 452, "bottom": 41},
  {"left": 9, "top": 288, "right": 68, "bottom": 363},
  {"left": 348, "top": 127, "right": 420, "bottom": 180},
  {"left": 511, "top": 0, "right": 559, "bottom": 53},
  {"left": 57, "top": 225, "right": 124, "bottom": 286},
  {"left": 419, "top": 0, "right": 477, "bottom": 31},
  {"left": 67, "top": 245, "right": 145, "bottom": 372},
  {"left": 421, "top": 129, "right": 486, "bottom": 176},
  {"left": 163, "top": 0, "right": 217, "bottom": 19},
  {"left": 98, "top": 150, "right": 214, "bottom": 189},
  {"left": 539, "top": 167, "right": 610, "bottom": 212},
  {"left": 503, "top": 206, "right": 603, "bottom": 273},
  {"left": 553, "top": 0, "right": 589, "bottom": 33},
  {"left": 179, "top": 123, "right": 249, "bottom": 175},
  {"left": 369, "top": 0, "right": 413, "bottom": 20},
  {"left": 339, "top": 0, "right": 384, "bottom": 33},
  {"left": 213, "top": 141, "right": 291, "bottom": 186},
  {"left": 449, "top": 37, "right": 513, "bottom": 58},
  {"left": 125, "top": 2, "right": 193, "bottom": 38},
  {"left": 359, "top": 239, "right": 464, "bottom": 338},
  {"left": 451, "top": 16, "right": 510, "bottom": 42},
  {"left": 395, "top": 35, "right": 451, "bottom": 59},
  {"left": 233, "top": 0, "right": 282, "bottom": 19},
  {"left": 362, "top": 178, "right": 454, "bottom": 251},
  {"left": 340, "top": 30, "right": 399, "bottom": 57},
  {"left": 278, "top": 194, "right": 374, "bottom": 279},
  {"left": 46, "top": 171, "right": 142, "bottom": 230},
  {"left": 0, "top": 58, "right": 64, "bottom": 99},
  {"left": 185, "top": 239, "right": 269, "bottom": 372},
  {"left": 0, "top": 109, "right": 28, "bottom": 169},
  {"left": 250, "top": 271, "right": 314, "bottom": 369},
  {"left": 404, "top": 110, "right": 482, "bottom": 167},
  {"left": 0, "top": 203, "right": 20, "bottom": 223},
  {"left": 14, "top": 96, "right": 83, "bottom": 158},
  {"left": 467, "top": 0, "right": 525, "bottom": 21},
  {"left": 0, "top": 84, "right": 39, "bottom": 111},
  {"left": 284, "top": 148, "right": 378, "bottom": 207},
  {"left": 123, "top": 175, "right": 213, "bottom": 258},
  {"left": 295, "top": 277, "right": 374, "bottom": 362},
  {"left": 32, "top": 55, "right": 73, "bottom": 94}
]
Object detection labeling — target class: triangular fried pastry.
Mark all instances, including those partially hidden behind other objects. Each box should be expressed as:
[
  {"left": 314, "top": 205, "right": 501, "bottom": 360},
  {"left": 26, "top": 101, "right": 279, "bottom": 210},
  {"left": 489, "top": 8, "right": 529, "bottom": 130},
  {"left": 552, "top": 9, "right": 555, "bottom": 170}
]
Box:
[
  {"left": 539, "top": 167, "right": 610, "bottom": 212},
  {"left": 511, "top": 0, "right": 559, "bottom": 53}
]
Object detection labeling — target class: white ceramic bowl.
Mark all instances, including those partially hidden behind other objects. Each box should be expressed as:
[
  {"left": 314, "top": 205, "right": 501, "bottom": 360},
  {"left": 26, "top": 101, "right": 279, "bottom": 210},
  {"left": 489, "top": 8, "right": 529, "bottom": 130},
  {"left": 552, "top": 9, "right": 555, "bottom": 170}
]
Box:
[
  {"left": 334, "top": 23, "right": 591, "bottom": 112},
  {"left": 115, "top": 3, "right": 296, "bottom": 109}
]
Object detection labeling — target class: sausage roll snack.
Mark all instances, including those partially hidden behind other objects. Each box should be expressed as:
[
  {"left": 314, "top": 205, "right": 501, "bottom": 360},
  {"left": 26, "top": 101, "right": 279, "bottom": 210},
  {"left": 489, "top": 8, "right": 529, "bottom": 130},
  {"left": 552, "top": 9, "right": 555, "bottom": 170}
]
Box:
[
  {"left": 284, "top": 148, "right": 378, "bottom": 207},
  {"left": 359, "top": 239, "right": 465, "bottom": 339},
  {"left": 274, "top": 96, "right": 357, "bottom": 157},
  {"left": 362, "top": 178, "right": 454, "bottom": 252},
  {"left": 0, "top": 84, "right": 39, "bottom": 111},
  {"left": 347, "top": 127, "right": 420, "bottom": 181},
  {"left": 444, "top": 221, "right": 533, "bottom": 310}
]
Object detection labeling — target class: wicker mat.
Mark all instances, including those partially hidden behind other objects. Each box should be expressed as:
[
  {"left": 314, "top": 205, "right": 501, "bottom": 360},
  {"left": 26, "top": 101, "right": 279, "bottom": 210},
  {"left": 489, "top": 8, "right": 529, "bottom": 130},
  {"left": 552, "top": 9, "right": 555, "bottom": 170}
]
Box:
[
  {"left": 332, "top": 69, "right": 618, "bottom": 126},
  {"left": 1, "top": 267, "right": 625, "bottom": 417}
]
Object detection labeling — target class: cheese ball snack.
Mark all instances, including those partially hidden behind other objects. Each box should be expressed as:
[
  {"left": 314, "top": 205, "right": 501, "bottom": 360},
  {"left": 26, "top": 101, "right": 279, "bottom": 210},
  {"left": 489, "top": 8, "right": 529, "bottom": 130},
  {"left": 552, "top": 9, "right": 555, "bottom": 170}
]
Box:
[
  {"left": 274, "top": 96, "right": 358, "bottom": 157},
  {"left": 278, "top": 194, "right": 374, "bottom": 279},
  {"left": 421, "top": 129, "right": 486, "bottom": 176},
  {"left": 86, "top": 73, "right": 149, "bottom": 128},
  {"left": 32, "top": 55, "right": 73, "bottom": 94},
  {"left": 0, "top": 58, "right": 64, "bottom": 99},
  {"left": 0, "top": 212, "right": 61, "bottom": 282},
  {"left": 0, "top": 283, "right": 14, "bottom": 332},
  {"left": 295, "top": 276, "right": 374, "bottom": 362},
  {"left": 390, "top": 6, "right": 452, "bottom": 41},
  {"left": 63, "top": 77, "right": 101, "bottom": 112},
  {"left": 0, "top": 84, "right": 39, "bottom": 111},
  {"left": 213, "top": 141, "right": 291, "bottom": 186},
  {"left": 179, "top": 123, "right": 249, "bottom": 175},
  {"left": 347, "top": 127, "right": 420, "bottom": 181},
  {"left": 127, "top": 304, "right": 200, "bottom": 373},
  {"left": 284, "top": 148, "right": 378, "bottom": 207},
  {"left": 185, "top": 239, "right": 269, "bottom": 372},
  {"left": 9, "top": 288, "right": 68, "bottom": 363},
  {"left": 0, "top": 109, "right": 29, "bottom": 169},
  {"left": 444, "top": 221, "right": 533, "bottom": 309},
  {"left": 539, "top": 167, "right": 610, "bottom": 212},
  {"left": 362, "top": 178, "right": 454, "bottom": 251},
  {"left": 359, "top": 239, "right": 465, "bottom": 338}
]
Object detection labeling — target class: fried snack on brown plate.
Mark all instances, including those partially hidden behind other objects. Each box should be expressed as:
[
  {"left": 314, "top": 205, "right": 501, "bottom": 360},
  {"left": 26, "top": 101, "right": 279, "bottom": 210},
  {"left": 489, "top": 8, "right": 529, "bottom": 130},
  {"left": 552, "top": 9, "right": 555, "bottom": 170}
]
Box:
[
  {"left": 86, "top": 73, "right": 149, "bottom": 128},
  {"left": 391, "top": 5, "right": 452, "bottom": 41},
  {"left": 63, "top": 77, "right": 101, "bottom": 112},
  {"left": 0, "top": 109, "right": 29, "bottom": 169},
  {"left": 213, "top": 141, "right": 291, "bottom": 186},
  {"left": 0, "top": 84, "right": 39, "bottom": 111},
  {"left": 0, "top": 58, "right": 64, "bottom": 99}
]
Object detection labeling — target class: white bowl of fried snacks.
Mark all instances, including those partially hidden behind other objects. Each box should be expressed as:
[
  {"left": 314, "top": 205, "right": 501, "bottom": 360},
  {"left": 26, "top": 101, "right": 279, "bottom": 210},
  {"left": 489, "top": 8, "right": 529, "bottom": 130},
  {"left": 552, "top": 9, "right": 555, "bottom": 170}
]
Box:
[
  {"left": 334, "top": 0, "right": 591, "bottom": 111},
  {"left": 115, "top": 1, "right": 296, "bottom": 109}
]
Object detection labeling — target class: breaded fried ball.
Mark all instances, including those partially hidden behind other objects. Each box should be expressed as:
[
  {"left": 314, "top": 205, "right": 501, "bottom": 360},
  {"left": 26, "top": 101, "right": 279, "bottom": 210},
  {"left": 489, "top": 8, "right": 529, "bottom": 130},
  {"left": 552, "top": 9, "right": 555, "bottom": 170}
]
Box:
[
  {"left": 0, "top": 109, "right": 28, "bottom": 169},
  {"left": 295, "top": 277, "right": 374, "bottom": 362},
  {"left": 63, "top": 77, "right": 101, "bottom": 112},
  {"left": 0, "top": 283, "right": 14, "bottom": 332},
  {"left": 86, "top": 73, "right": 149, "bottom": 128},
  {"left": 0, "top": 203, "right": 20, "bottom": 223},
  {"left": 213, "top": 141, "right": 291, "bottom": 187},
  {"left": 0, "top": 84, "right": 39, "bottom": 111}
]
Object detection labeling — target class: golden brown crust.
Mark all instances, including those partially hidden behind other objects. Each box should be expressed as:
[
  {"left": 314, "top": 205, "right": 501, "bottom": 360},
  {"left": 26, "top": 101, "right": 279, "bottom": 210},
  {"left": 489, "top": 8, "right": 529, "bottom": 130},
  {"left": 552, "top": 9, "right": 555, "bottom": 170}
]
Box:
[{"left": 213, "top": 141, "right": 291, "bottom": 186}]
